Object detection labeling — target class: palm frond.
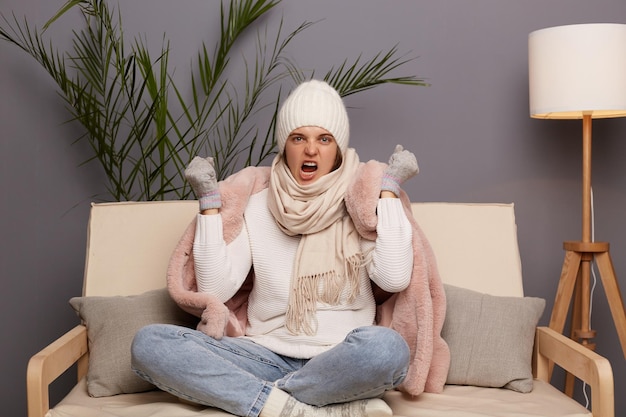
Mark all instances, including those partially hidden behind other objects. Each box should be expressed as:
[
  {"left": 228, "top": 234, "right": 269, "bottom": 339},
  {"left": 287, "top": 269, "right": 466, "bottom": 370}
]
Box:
[
  {"left": 1, "top": 0, "right": 428, "bottom": 201},
  {"left": 319, "top": 45, "right": 429, "bottom": 96}
]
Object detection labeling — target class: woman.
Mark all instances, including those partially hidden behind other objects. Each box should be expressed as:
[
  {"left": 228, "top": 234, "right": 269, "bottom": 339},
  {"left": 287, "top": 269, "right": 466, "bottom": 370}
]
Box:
[{"left": 131, "top": 80, "right": 419, "bottom": 417}]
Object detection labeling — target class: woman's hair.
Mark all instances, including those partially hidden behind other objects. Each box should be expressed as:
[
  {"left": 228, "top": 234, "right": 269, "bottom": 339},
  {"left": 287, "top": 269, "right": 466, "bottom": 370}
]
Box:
[{"left": 332, "top": 148, "right": 343, "bottom": 171}]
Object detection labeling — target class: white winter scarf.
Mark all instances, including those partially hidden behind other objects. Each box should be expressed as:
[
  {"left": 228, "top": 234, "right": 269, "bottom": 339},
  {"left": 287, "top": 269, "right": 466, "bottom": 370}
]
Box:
[{"left": 267, "top": 148, "right": 362, "bottom": 335}]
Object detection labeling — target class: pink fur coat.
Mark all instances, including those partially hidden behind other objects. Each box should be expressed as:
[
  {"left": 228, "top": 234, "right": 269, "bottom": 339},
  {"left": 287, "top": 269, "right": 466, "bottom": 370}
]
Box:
[{"left": 166, "top": 161, "right": 450, "bottom": 396}]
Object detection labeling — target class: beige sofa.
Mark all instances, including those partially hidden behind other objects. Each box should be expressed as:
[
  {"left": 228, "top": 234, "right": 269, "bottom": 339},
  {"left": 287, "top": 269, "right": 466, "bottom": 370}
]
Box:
[{"left": 27, "top": 201, "right": 614, "bottom": 417}]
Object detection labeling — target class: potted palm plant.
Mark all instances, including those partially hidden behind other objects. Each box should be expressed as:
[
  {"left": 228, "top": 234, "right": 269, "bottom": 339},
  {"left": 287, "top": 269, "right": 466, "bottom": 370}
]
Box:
[{"left": 0, "top": 0, "right": 427, "bottom": 201}]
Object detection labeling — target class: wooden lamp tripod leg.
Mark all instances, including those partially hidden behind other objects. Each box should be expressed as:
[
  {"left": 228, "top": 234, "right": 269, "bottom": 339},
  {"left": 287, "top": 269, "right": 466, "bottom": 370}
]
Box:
[
  {"left": 594, "top": 251, "right": 626, "bottom": 357},
  {"left": 549, "top": 249, "right": 582, "bottom": 336},
  {"left": 549, "top": 242, "right": 626, "bottom": 396}
]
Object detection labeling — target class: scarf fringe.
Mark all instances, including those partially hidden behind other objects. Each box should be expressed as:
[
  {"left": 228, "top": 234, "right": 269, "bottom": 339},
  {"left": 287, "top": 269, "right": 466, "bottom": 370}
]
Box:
[{"left": 286, "top": 253, "right": 364, "bottom": 336}]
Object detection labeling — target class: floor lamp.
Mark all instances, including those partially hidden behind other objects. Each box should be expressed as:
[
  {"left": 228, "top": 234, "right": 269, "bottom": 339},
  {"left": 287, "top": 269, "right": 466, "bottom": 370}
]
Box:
[{"left": 529, "top": 23, "right": 626, "bottom": 394}]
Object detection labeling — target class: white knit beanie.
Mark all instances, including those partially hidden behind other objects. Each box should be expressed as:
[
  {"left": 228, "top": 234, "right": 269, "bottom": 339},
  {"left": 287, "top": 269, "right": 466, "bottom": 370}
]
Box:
[{"left": 275, "top": 80, "right": 350, "bottom": 154}]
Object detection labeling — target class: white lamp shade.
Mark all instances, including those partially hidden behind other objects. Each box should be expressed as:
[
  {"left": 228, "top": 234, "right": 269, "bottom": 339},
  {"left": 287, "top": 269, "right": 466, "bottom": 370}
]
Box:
[{"left": 529, "top": 23, "right": 626, "bottom": 119}]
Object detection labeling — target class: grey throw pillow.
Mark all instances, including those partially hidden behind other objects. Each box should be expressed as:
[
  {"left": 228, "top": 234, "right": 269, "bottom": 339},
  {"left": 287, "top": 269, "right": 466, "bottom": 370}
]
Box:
[
  {"left": 441, "top": 284, "right": 545, "bottom": 393},
  {"left": 70, "top": 288, "right": 198, "bottom": 397}
]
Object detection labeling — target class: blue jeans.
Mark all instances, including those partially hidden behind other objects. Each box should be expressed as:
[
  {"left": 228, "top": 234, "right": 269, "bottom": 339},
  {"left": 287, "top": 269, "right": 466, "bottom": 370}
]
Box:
[{"left": 131, "top": 324, "right": 409, "bottom": 417}]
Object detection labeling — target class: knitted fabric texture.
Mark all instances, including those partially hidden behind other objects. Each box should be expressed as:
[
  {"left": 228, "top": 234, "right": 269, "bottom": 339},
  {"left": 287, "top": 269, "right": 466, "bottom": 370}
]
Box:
[{"left": 275, "top": 80, "right": 349, "bottom": 154}]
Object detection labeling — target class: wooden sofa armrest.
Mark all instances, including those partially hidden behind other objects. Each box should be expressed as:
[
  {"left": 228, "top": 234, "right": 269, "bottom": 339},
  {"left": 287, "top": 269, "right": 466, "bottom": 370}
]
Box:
[
  {"left": 27, "top": 325, "right": 89, "bottom": 417},
  {"left": 533, "top": 326, "right": 614, "bottom": 417}
]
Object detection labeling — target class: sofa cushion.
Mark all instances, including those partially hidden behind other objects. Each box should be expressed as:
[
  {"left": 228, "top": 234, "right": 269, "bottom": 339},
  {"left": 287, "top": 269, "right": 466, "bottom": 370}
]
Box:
[
  {"left": 51, "top": 378, "right": 592, "bottom": 417},
  {"left": 442, "top": 284, "right": 545, "bottom": 393},
  {"left": 70, "top": 288, "right": 198, "bottom": 397}
]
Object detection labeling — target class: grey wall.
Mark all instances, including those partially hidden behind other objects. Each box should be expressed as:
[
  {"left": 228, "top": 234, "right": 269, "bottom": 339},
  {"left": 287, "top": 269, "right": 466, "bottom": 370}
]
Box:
[{"left": 2, "top": 1, "right": 625, "bottom": 416}]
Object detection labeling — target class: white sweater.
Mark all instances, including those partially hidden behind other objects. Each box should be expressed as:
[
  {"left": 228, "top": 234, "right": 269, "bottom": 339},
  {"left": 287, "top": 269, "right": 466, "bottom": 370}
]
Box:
[{"left": 193, "top": 189, "right": 413, "bottom": 358}]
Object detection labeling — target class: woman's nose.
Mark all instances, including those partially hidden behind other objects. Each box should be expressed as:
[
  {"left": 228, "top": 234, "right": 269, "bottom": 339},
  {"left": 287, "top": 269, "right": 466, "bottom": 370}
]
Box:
[{"left": 304, "top": 142, "right": 317, "bottom": 155}]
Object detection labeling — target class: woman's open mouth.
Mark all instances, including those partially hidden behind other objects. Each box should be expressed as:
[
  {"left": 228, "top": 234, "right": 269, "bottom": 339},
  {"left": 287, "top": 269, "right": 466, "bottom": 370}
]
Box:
[
  {"left": 299, "top": 162, "right": 318, "bottom": 182},
  {"left": 302, "top": 162, "right": 317, "bottom": 173}
]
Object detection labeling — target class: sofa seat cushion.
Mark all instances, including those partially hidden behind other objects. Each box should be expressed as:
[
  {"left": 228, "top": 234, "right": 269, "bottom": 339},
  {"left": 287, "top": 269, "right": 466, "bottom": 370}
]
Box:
[
  {"left": 49, "top": 378, "right": 591, "bottom": 417},
  {"left": 47, "top": 378, "right": 231, "bottom": 417},
  {"left": 385, "top": 382, "right": 591, "bottom": 417}
]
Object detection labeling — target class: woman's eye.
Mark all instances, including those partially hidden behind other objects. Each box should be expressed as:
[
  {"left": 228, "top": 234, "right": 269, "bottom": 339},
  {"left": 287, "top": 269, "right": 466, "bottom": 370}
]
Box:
[{"left": 320, "top": 136, "right": 331, "bottom": 143}]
